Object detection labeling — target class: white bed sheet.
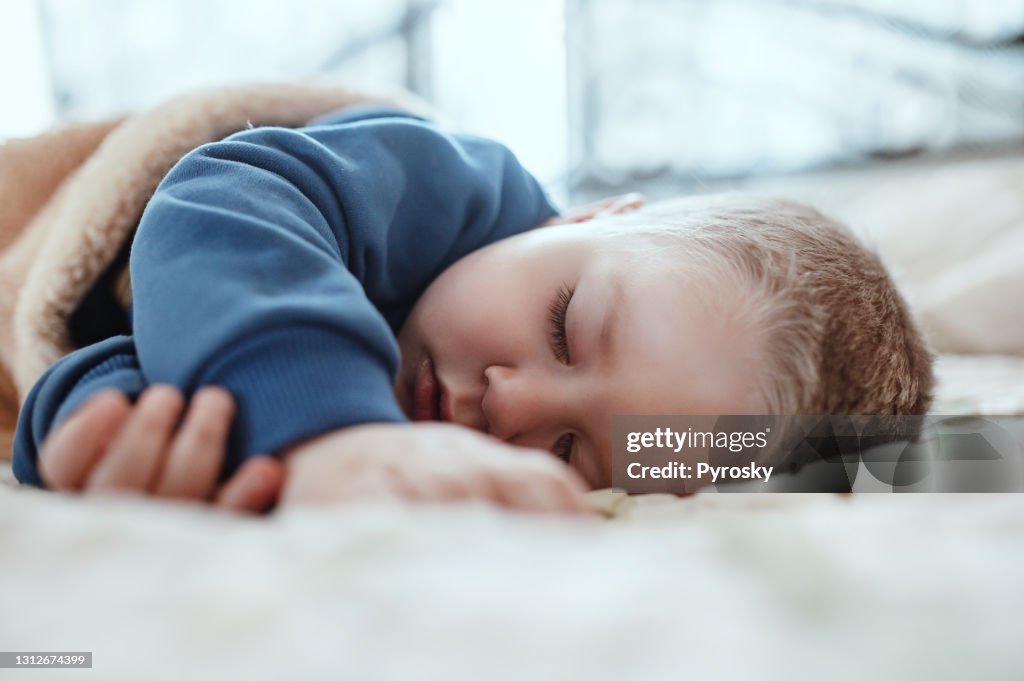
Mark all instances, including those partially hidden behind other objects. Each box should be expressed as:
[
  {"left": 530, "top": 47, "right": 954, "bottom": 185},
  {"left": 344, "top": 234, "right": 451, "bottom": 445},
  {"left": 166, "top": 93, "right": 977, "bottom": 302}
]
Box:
[{"left": 2, "top": 470, "right": 1024, "bottom": 681}]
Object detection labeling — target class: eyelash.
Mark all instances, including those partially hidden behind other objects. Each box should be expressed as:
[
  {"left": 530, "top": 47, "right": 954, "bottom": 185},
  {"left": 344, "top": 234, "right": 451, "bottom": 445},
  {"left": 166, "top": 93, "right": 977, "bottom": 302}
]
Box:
[
  {"left": 548, "top": 284, "right": 574, "bottom": 365},
  {"left": 553, "top": 432, "right": 575, "bottom": 464},
  {"left": 548, "top": 285, "right": 576, "bottom": 464}
]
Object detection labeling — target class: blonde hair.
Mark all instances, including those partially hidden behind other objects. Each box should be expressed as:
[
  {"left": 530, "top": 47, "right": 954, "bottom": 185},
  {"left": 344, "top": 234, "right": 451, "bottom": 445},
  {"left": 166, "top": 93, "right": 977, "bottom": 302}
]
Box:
[{"left": 595, "top": 194, "right": 935, "bottom": 418}]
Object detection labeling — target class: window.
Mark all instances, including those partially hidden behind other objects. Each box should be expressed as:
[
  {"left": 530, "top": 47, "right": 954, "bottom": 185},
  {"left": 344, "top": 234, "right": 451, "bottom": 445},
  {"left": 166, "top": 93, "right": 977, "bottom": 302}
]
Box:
[{"left": 5, "top": 0, "right": 1023, "bottom": 204}]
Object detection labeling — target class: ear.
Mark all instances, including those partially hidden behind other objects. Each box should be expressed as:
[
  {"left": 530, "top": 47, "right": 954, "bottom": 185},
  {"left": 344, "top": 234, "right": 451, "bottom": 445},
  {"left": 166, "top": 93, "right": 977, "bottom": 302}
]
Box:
[{"left": 543, "top": 193, "right": 646, "bottom": 226}]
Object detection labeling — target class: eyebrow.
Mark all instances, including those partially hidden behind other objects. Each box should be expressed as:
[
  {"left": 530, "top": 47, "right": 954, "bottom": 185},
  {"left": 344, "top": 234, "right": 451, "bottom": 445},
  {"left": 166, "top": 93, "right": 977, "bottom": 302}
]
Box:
[
  {"left": 594, "top": 275, "right": 625, "bottom": 488},
  {"left": 597, "top": 273, "right": 623, "bottom": 364}
]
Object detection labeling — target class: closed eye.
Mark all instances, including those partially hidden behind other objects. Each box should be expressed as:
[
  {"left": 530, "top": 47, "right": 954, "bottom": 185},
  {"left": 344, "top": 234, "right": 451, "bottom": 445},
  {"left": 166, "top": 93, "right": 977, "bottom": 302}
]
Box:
[
  {"left": 548, "top": 284, "right": 574, "bottom": 364},
  {"left": 553, "top": 432, "right": 575, "bottom": 463}
]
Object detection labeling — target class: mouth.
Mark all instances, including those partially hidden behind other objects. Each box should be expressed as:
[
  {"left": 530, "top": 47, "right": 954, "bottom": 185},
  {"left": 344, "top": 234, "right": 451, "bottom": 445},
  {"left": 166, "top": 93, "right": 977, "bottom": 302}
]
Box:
[{"left": 411, "top": 357, "right": 451, "bottom": 422}]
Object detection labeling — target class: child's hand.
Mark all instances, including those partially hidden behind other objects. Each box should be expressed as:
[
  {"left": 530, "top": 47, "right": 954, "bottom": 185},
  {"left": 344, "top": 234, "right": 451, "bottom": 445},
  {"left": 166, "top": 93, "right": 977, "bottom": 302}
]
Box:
[
  {"left": 541, "top": 192, "right": 645, "bottom": 226},
  {"left": 279, "top": 422, "right": 591, "bottom": 515},
  {"left": 38, "top": 385, "right": 284, "bottom": 513}
]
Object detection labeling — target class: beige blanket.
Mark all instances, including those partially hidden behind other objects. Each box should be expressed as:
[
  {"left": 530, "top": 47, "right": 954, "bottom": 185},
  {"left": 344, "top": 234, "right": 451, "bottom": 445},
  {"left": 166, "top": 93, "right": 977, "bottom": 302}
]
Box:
[{"left": 0, "top": 83, "right": 409, "bottom": 457}]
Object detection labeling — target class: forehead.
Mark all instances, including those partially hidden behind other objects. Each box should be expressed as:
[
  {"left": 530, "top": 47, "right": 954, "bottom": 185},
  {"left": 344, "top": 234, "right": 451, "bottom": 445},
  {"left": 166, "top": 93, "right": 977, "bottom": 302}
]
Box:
[{"left": 589, "top": 244, "right": 765, "bottom": 416}]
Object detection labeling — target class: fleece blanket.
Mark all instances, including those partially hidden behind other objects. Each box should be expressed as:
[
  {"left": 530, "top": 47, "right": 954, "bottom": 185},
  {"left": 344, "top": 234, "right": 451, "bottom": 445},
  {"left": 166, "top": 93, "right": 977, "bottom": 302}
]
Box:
[{"left": 0, "top": 83, "right": 417, "bottom": 458}]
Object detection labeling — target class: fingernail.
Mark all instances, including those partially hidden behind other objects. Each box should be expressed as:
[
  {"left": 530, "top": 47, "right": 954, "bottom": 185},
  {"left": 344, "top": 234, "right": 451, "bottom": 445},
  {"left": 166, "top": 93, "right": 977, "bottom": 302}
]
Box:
[
  {"left": 143, "top": 384, "right": 184, "bottom": 411},
  {"left": 196, "top": 387, "right": 235, "bottom": 417}
]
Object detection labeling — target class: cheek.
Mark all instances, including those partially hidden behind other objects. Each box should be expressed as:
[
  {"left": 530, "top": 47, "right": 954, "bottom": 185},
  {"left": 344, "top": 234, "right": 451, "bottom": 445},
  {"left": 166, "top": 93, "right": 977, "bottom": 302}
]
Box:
[
  {"left": 409, "top": 243, "right": 545, "bottom": 365},
  {"left": 414, "top": 268, "right": 498, "bottom": 350},
  {"left": 421, "top": 281, "right": 527, "bottom": 363}
]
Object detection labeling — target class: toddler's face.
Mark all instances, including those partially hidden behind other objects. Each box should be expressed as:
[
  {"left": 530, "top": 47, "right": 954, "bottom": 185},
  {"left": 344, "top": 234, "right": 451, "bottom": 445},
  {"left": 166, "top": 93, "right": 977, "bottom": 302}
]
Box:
[{"left": 394, "top": 220, "right": 765, "bottom": 488}]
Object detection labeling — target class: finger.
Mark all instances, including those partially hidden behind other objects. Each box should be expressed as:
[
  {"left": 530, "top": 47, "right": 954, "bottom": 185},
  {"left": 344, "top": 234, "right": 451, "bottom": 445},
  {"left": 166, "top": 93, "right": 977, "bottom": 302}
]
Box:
[
  {"left": 154, "top": 386, "right": 235, "bottom": 500},
  {"left": 393, "top": 463, "right": 476, "bottom": 502},
  {"left": 601, "top": 192, "right": 646, "bottom": 215},
  {"left": 493, "top": 475, "right": 562, "bottom": 513},
  {"left": 543, "top": 456, "right": 593, "bottom": 511},
  {"left": 545, "top": 468, "right": 593, "bottom": 515},
  {"left": 215, "top": 457, "right": 286, "bottom": 513},
  {"left": 548, "top": 193, "right": 647, "bottom": 226},
  {"left": 495, "top": 456, "right": 592, "bottom": 515},
  {"left": 39, "top": 390, "right": 132, "bottom": 491},
  {"left": 87, "top": 384, "right": 184, "bottom": 492},
  {"left": 326, "top": 467, "right": 404, "bottom": 504},
  {"left": 279, "top": 463, "right": 404, "bottom": 508}
]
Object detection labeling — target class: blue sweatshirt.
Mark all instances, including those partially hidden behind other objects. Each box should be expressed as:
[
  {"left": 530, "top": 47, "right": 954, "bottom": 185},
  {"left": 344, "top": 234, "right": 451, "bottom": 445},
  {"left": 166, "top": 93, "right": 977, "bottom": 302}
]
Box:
[{"left": 13, "top": 106, "right": 558, "bottom": 486}]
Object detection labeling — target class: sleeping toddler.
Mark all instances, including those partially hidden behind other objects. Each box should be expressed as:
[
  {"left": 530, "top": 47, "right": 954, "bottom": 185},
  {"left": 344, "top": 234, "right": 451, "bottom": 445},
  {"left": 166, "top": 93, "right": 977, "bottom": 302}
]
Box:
[{"left": 11, "top": 105, "right": 934, "bottom": 512}]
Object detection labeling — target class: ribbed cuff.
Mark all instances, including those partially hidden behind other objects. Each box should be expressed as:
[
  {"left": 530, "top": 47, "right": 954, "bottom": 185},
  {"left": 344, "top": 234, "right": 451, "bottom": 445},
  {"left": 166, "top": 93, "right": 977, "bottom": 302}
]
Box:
[
  {"left": 13, "top": 335, "right": 145, "bottom": 487},
  {"left": 199, "top": 325, "right": 406, "bottom": 472}
]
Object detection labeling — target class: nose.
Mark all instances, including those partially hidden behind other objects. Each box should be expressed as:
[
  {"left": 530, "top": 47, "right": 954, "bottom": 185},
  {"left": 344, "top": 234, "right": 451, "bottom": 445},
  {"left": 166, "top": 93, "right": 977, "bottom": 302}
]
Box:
[{"left": 481, "top": 364, "right": 571, "bottom": 448}]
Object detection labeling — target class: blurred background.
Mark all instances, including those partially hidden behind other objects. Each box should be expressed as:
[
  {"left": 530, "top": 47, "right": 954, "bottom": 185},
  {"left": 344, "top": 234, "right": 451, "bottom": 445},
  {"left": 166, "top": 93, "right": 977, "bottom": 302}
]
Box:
[{"left": 1, "top": 0, "right": 1023, "bottom": 205}]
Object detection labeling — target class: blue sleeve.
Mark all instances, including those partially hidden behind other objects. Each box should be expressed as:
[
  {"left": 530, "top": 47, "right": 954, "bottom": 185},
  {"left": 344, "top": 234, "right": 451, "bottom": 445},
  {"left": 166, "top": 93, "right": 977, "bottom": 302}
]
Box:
[
  {"left": 129, "top": 110, "right": 557, "bottom": 473},
  {"left": 12, "top": 335, "right": 147, "bottom": 487}
]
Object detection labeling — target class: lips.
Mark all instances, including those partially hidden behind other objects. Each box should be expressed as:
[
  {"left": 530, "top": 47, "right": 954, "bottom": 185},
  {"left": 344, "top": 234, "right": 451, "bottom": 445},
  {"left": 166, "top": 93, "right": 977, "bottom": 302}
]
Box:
[{"left": 411, "top": 357, "right": 449, "bottom": 422}]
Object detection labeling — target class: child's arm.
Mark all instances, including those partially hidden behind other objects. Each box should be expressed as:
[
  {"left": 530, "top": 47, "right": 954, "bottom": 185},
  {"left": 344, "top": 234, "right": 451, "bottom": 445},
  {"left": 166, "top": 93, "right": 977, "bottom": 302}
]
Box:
[{"left": 128, "top": 109, "right": 557, "bottom": 472}]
